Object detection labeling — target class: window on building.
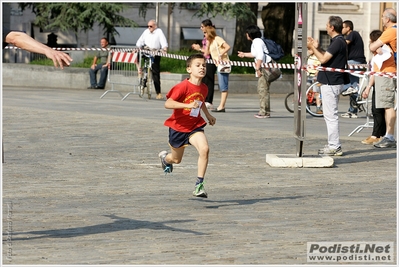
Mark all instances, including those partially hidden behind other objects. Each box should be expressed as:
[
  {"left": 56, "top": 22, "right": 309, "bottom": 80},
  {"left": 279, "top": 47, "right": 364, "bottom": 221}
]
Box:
[
  {"left": 113, "top": 27, "right": 147, "bottom": 46},
  {"left": 181, "top": 28, "right": 204, "bottom": 49},
  {"left": 319, "top": 31, "right": 330, "bottom": 51},
  {"left": 318, "top": 2, "right": 362, "bottom": 13}
]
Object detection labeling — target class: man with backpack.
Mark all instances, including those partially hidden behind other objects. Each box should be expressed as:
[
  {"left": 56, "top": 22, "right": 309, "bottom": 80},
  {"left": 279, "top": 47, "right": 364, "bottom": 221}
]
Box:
[
  {"left": 261, "top": 38, "right": 285, "bottom": 62},
  {"left": 238, "top": 25, "right": 282, "bottom": 119}
]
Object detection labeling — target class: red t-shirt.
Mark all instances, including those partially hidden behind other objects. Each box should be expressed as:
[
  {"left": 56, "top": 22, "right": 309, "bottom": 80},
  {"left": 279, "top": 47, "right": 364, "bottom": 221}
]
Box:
[{"left": 164, "top": 79, "right": 208, "bottom": 132}]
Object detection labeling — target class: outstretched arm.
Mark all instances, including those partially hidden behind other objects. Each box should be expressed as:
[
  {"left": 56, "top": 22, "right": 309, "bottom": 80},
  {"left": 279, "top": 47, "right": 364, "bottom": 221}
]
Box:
[{"left": 5, "top": 31, "right": 73, "bottom": 69}]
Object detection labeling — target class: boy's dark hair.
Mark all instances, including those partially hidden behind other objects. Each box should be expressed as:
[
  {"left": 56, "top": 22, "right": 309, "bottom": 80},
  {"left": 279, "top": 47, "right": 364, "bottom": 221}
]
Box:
[
  {"left": 343, "top": 20, "right": 354, "bottom": 31},
  {"left": 329, "top": 16, "right": 343, "bottom": 34},
  {"left": 201, "top": 19, "right": 215, "bottom": 28},
  {"left": 186, "top": 53, "right": 206, "bottom": 68},
  {"left": 101, "top": 37, "right": 109, "bottom": 42},
  {"left": 370, "top": 29, "right": 383, "bottom": 42},
  {"left": 245, "top": 25, "right": 262, "bottom": 40}
]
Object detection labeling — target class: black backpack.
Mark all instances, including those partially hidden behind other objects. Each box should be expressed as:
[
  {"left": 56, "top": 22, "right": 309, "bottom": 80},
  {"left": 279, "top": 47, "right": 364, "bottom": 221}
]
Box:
[{"left": 261, "top": 37, "right": 285, "bottom": 61}]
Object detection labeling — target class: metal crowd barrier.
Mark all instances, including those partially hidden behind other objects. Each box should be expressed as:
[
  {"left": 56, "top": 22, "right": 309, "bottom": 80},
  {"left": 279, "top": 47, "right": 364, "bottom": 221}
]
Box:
[
  {"left": 100, "top": 46, "right": 141, "bottom": 100},
  {"left": 347, "top": 73, "right": 373, "bottom": 136}
]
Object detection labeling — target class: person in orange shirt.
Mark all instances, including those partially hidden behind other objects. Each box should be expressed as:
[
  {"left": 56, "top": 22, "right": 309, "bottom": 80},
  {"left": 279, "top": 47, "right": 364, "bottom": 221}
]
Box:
[{"left": 369, "top": 8, "right": 397, "bottom": 148}]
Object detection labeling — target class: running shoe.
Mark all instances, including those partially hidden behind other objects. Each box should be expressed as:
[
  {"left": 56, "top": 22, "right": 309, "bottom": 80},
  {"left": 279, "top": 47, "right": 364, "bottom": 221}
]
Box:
[
  {"left": 193, "top": 182, "right": 208, "bottom": 198},
  {"left": 318, "top": 145, "right": 343, "bottom": 156},
  {"left": 254, "top": 113, "right": 271, "bottom": 119},
  {"left": 342, "top": 86, "right": 358, "bottom": 96},
  {"left": 340, "top": 112, "right": 358, "bottom": 118},
  {"left": 205, "top": 102, "right": 213, "bottom": 109},
  {"left": 158, "top": 151, "right": 173, "bottom": 173},
  {"left": 373, "top": 137, "right": 397, "bottom": 148}
]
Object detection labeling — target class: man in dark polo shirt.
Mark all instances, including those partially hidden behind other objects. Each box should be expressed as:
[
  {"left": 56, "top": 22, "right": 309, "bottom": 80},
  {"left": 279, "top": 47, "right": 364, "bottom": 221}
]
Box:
[
  {"left": 340, "top": 20, "right": 367, "bottom": 118},
  {"left": 307, "top": 16, "right": 347, "bottom": 156}
]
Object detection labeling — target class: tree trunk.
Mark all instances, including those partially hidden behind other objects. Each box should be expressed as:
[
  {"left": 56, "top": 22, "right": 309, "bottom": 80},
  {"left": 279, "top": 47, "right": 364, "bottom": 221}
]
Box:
[
  {"left": 232, "top": 3, "right": 258, "bottom": 54},
  {"left": 261, "top": 3, "right": 295, "bottom": 56}
]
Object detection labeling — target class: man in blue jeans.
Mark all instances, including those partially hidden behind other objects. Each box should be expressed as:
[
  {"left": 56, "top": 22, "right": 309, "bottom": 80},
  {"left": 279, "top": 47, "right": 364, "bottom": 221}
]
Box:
[{"left": 87, "top": 37, "right": 110, "bottom": 89}]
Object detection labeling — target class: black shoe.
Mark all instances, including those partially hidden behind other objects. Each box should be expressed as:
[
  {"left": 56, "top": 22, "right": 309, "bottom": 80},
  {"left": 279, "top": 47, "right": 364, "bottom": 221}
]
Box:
[
  {"left": 96, "top": 86, "right": 104, "bottom": 89},
  {"left": 87, "top": 86, "right": 96, "bottom": 89},
  {"left": 212, "top": 108, "right": 225, "bottom": 112}
]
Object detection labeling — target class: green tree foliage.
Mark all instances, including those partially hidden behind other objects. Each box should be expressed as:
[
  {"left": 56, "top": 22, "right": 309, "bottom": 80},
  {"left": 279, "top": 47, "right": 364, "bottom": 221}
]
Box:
[
  {"left": 138, "top": 3, "right": 255, "bottom": 21},
  {"left": 261, "top": 3, "right": 296, "bottom": 57},
  {"left": 189, "top": 3, "right": 256, "bottom": 21},
  {"left": 232, "top": 3, "right": 259, "bottom": 54},
  {"left": 19, "top": 3, "right": 137, "bottom": 39},
  {"left": 180, "top": 3, "right": 257, "bottom": 55}
]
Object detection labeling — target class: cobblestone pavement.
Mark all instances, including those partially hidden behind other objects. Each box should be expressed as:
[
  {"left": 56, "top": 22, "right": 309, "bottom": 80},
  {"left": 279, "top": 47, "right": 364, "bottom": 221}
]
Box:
[{"left": 2, "top": 87, "right": 396, "bottom": 265}]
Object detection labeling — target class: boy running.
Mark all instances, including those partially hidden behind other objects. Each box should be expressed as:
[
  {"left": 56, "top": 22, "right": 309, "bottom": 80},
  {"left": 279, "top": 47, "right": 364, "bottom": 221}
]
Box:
[{"left": 158, "top": 54, "right": 216, "bottom": 198}]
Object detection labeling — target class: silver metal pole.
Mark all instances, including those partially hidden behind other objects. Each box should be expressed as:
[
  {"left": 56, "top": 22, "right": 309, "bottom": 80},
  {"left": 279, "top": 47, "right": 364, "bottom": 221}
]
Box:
[
  {"left": 294, "top": 2, "right": 308, "bottom": 157},
  {"left": 156, "top": 3, "right": 159, "bottom": 24}
]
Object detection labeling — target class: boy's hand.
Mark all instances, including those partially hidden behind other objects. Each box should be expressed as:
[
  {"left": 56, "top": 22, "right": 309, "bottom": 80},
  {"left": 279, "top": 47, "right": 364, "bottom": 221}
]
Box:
[
  {"left": 187, "top": 100, "right": 202, "bottom": 108},
  {"left": 207, "top": 115, "right": 216, "bottom": 126},
  {"left": 188, "top": 101, "right": 200, "bottom": 109}
]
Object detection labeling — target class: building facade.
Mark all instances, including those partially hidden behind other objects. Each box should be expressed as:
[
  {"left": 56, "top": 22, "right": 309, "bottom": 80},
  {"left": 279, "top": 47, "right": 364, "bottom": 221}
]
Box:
[{"left": 2, "top": 2, "right": 396, "bottom": 63}]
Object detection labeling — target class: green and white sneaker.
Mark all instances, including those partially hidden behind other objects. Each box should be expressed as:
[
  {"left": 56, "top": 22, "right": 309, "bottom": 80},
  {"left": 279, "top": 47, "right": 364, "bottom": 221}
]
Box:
[
  {"left": 318, "top": 145, "right": 343, "bottom": 156},
  {"left": 193, "top": 182, "right": 208, "bottom": 198},
  {"left": 158, "top": 151, "right": 173, "bottom": 174}
]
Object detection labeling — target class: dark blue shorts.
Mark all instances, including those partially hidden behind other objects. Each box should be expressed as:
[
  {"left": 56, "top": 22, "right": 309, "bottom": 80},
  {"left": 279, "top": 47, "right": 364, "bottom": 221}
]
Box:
[{"left": 169, "top": 127, "right": 205, "bottom": 148}]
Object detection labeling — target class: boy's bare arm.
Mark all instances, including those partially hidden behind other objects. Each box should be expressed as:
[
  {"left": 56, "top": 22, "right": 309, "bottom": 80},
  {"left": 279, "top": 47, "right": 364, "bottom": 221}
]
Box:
[
  {"left": 201, "top": 105, "right": 216, "bottom": 126},
  {"left": 164, "top": 98, "right": 197, "bottom": 109}
]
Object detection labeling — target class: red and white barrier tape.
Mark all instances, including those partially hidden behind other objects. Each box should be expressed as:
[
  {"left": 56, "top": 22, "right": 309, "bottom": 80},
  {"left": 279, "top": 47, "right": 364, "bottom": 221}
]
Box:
[
  {"left": 112, "top": 51, "right": 139, "bottom": 63},
  {"left": 317, "top": 67, "right": 396, "bottom": 79},
  {"left": 5, "top": 46, "right": 397, "bottom": 78},
  {"left": 4, "top": 46, "right": 110, "bottom": 51}
]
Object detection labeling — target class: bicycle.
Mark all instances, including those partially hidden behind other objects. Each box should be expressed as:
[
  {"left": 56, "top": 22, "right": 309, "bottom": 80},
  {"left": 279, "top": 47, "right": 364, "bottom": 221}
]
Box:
[
  {"left": 286, "top": 74, "right": 372, "bottom": 118},
  {"left": 284, "top": 81, "right": 323, "bottom": 117},
  {"left": 138, "top": 48, "right": 154, "bottom": 99}
]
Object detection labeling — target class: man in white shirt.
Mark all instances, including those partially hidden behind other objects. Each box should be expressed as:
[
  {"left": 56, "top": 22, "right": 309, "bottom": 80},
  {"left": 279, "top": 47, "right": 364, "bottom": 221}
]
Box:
[{"left": 136, "top": 19, "right": 168, "bottom": 99}]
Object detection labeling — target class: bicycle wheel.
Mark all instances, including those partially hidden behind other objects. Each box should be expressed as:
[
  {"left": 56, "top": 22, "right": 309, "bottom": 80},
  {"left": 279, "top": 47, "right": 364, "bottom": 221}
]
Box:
[
  {"left": 306, "top": 82, "right": 323, "bottom": 117},
  {"left": 147, "top": 69, "right": 152, "bottom": 99},
  {"left": 138, "top": 69, "right": 147, "bottom": 98},
  {"left": 138, "top": 84, "right": 145, "bottom": 98},
  {"left": 284, "top": 92, "right": 295, "bottom": 113}
]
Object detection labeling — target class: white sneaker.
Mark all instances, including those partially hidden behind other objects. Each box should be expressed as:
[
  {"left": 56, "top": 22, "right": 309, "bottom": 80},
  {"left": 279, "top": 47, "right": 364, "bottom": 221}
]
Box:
[
  {"left": 342, "top": 86, "right": 358, "bottom": 96},
  {"left": 340, "top": 112, "right": 358, "bottom": 118},
  {"left": 205, "top": 102, "right": 213, "bottom": 109}
]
